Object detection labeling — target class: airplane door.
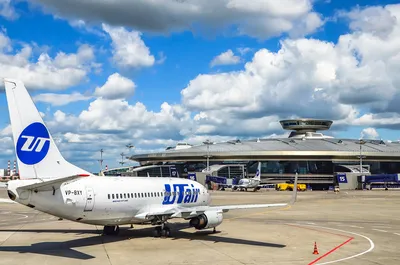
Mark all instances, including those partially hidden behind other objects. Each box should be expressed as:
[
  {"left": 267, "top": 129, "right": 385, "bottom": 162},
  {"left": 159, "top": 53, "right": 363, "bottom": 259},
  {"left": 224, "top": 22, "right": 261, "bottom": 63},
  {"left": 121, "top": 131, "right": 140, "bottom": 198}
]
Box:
[{"left": 84, "top": 187, "right": 95, "bottom": 212}]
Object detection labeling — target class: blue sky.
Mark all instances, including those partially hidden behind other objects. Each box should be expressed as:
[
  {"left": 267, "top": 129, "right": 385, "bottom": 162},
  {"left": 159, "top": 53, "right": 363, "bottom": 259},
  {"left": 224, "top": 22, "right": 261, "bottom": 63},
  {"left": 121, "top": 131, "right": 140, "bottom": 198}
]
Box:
[{"left": 1, "top": 0, "right": 400, "bottom": 172}]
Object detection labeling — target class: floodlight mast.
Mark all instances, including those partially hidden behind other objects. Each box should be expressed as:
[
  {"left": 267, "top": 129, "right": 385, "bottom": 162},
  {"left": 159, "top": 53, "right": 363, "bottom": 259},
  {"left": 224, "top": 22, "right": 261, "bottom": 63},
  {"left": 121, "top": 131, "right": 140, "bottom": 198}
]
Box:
[{"left": 203, "top": 139, "right": 213, "bottom": 171}]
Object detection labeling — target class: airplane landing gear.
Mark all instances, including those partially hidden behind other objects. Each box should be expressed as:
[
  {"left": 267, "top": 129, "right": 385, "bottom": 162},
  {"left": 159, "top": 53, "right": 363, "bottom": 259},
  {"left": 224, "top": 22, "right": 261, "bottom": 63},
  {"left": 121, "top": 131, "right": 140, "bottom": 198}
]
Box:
[
  {"left": 103, "top": 225, "right": 119, "bottom": 236},
  {"left": 154, "top": 223, "right": 171, "bottom": 238}
]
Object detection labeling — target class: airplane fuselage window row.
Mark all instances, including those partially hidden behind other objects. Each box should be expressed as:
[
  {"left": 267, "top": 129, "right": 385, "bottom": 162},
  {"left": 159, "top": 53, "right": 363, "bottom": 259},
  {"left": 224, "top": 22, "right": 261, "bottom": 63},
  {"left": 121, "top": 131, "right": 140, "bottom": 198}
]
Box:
[{"left": 107, "top": 190, "right": 199, "bottom": 200}]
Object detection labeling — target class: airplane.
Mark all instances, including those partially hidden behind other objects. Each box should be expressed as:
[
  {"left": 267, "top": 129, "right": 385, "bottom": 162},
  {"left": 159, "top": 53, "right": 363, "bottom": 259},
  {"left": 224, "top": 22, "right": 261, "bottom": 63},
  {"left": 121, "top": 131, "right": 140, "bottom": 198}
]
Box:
[
  {"left": 3, "top": 78, "right": 297, "bottom": 238},
  {"left": 232, "top": 162, "right": 265, "bottom": 192}
]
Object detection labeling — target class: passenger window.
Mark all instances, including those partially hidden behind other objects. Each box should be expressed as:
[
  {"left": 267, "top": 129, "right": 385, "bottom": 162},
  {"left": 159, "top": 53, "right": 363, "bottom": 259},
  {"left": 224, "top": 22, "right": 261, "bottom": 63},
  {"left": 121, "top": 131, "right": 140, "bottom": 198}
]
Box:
[
  {"left": 151, "top": 192, "right": 153, "bottom": 197},
  {"left": 135, "top": 193, "right": 137, "bottom": 198},
  {"left": 108, "top": 194, "right": 110, "bottom": 199},
  {"left": 120, "top": 193, "right": 122, "bottom": 198},
  {"left": 127, "top": 193, "right": 130, "bottom": 198},
  {"left": 112, "top": 194, "right": 114, "bottom": 199},
  {"left": 131, "top": 193, "right": 133, "bottom": 198},
  {"left": 116, "top": 194, "right": 119, "bottom": 199},
  {"left": 124, "top": 193, "right": 126, "bottom": 199}
]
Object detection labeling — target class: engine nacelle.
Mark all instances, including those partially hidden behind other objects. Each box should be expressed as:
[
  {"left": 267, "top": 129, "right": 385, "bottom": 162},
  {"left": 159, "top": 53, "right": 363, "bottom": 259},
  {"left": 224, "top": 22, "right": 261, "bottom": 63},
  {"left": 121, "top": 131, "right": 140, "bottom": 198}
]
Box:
[{"left": 189, "top": 210, "right": 223, "bottom": 230}]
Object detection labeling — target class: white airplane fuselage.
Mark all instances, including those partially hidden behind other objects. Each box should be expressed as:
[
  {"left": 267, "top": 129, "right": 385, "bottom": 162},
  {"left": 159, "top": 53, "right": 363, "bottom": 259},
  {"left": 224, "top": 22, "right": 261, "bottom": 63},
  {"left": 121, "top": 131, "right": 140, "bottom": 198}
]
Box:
[
  {"left": 3, "top": 78, "right": 297, "bottom": 237},
  {"left": 7, "top": 176, "right": 210, "bottom": 226}
]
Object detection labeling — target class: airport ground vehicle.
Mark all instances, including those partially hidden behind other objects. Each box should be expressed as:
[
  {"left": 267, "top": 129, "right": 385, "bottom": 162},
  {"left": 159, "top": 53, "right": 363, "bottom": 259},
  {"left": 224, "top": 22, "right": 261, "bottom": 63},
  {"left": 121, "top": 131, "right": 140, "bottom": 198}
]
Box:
[{"left": 276, "top": 182, "right": 307, "bottom": 191}]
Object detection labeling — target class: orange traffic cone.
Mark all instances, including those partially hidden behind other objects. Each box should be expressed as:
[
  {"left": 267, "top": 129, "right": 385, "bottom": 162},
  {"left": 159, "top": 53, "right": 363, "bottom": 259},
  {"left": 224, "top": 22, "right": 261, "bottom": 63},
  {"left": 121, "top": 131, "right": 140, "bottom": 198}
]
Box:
[{"left": 313, "top": 242, "right": 319, "bottom": 255}]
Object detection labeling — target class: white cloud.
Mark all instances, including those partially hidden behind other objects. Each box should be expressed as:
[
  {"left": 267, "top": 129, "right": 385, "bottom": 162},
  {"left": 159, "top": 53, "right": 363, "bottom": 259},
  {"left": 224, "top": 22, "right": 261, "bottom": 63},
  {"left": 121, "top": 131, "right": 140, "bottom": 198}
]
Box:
[
  {"left": 0, "top": 124, "right": 11, "bottom": 136},
  {"left": 341, "top": 5, "right": 398, "bottom": 38},
  {"left": 33, "top": 92, "right": 93, "bottom": 106},
  {"left": 180, "top": 4, "right": 400, "bottom": 137},
  {"left": 6, "top": 3, "right": 400, "bottom": 172},
  {"left": 0, "top": 0, "right": 18, "bottom": 20},
  {"left": 210, "top": 49, "right": 241, "bottom": 67},
  {"left": 237, "top": 47, "right": 252, "bottom": 55},
  {"left": 102, "top": 24, "right": 155, "bottom": 69},
  {"left": 361, "top": 128, "right": 379, "bottom": 139},
  {"left": 31, "top": 0, "right": 323, "bottom": 39},
  {"left": 94, "top": 73, "right": 136, "bottom": 100},
  {"left": 0, "top": 31, "right": 98, "bottom": 91}
]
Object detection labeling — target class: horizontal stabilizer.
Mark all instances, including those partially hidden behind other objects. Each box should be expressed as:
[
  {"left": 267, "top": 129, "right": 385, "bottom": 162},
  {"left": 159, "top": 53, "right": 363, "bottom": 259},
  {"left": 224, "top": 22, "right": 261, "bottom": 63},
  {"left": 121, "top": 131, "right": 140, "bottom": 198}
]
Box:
[{"left": 16, "top": 174, "right": 90, "bottom": 192}]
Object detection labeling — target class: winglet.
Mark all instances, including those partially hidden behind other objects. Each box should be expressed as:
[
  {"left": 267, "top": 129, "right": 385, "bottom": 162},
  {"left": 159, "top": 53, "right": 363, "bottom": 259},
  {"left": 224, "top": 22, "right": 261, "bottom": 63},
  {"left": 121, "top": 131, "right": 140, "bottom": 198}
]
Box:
[{"left": 289, "top": 172, "right": 298, "bottom": 205}]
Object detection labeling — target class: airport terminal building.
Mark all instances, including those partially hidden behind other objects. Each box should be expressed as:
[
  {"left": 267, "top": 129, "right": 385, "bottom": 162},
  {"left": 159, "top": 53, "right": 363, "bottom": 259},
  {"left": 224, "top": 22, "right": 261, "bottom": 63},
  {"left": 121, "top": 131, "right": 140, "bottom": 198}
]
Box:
[{"left": 105, "top": 119, "right": 400, "bottom": 189}]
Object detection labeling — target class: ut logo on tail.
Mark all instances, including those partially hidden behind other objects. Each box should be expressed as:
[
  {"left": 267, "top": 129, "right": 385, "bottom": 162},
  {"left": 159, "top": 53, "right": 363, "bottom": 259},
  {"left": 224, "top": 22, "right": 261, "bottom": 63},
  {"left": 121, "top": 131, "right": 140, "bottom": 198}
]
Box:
[{"left": 16, "top": 122, "right": 50, "bottom": 165}]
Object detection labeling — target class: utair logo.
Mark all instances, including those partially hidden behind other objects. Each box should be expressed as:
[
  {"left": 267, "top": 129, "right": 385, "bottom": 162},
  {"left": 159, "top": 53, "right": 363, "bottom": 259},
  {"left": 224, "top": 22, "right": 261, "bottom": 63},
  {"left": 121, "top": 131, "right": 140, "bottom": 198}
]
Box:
[
  {"left": 162, "top": 183, "right": 201, "bottom": 205},
  {"left": 16, "top": 122, "right": 50, "bottom": 165}
]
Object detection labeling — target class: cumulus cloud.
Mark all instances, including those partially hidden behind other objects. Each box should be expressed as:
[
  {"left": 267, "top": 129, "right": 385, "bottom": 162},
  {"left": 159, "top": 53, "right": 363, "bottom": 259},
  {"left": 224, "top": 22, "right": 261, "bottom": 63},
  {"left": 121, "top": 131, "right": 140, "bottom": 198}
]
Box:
[
  {"left": 340, "top": 5, "right": 398, "bottom": 38},
  {"left": 33, "top": 92, "right": 93, "bottom": 106},
  {"left": 94, "top": 73, "right": 136, "bottom": 100},
  {"left": 0, "top": 0, "right": 18, "bottom": 20},
  {"left": 180, "top": 4, "right": 400, "bottom": 136},
  {"left": 361, "top": 127, "right": 379, "bottom": 139},
  {"left": 210, "top": 49, "right": 241, "bottom": 67},
  {"left": 6, "top": 3, "right": 400, "bottom": 172},
  {"left": 102, "top": 24, "right": 155, "bottom": 69},
  {"left": 0, "top": 31, "right": 98, "bottom": 91},
  {"left": 30, "top": 0, "right": 323, "bottom": 39}
]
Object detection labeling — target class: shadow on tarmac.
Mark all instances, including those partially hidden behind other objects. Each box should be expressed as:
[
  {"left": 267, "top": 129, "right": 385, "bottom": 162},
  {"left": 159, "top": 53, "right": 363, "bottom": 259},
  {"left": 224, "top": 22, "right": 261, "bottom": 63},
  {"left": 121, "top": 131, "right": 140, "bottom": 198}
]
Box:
[{"left": 0, "top": 224, "right": 286, "bottom": 260}]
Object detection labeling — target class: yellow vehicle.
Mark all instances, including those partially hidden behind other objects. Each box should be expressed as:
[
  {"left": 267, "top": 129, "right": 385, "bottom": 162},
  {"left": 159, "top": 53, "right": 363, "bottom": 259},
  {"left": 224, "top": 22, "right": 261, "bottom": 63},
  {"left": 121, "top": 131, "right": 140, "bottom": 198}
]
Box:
[{"left": 276, "top": 183, "right": 307, "bottom": 191}]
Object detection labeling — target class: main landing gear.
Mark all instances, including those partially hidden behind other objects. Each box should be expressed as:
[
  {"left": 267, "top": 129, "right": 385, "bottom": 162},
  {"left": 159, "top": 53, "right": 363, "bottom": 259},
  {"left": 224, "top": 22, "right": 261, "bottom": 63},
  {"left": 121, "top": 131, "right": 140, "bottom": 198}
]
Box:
[
  {"left": 153, "top": 223, "right": 171, "bottom": 238},
  {"left": 103, "top": 225, "right": 120, "bottom": 236}
]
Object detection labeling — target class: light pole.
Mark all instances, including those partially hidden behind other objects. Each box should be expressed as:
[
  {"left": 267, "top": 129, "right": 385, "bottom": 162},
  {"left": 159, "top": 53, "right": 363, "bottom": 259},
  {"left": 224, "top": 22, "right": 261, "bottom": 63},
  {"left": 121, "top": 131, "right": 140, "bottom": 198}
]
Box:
[
  {"left": 125, "top": 143, "right": 134, "bottom": 166},
  {"left": 357, "top": 139, "right": 366, "bottom": 174},
  {"left": 126, "top": 143, "right": 134, "bottom": 152},
  {"left": 203, "top": 139, "right": 213, "bottom": 171},
  {"left": 98, "top": 149, "right": 104, "bottom": 172},
  {"left": 119, "top": 152, "right": 126, "bottom": 166}
]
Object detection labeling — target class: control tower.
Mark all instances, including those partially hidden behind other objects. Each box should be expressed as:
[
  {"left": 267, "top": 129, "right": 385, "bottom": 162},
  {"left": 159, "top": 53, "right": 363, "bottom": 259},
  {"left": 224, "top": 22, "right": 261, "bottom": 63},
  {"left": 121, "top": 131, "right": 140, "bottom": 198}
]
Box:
[{"left": 279, "top": 118, "right": 333, "bottom": 139}]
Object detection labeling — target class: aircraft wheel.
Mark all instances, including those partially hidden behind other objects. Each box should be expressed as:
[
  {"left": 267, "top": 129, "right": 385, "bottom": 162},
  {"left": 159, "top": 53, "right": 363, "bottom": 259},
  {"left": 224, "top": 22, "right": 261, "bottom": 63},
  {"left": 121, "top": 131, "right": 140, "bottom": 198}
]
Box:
[
  {"left": 161, "top": 227, "right": 170, "bottom": 238},
  {"left": 103, "top": 225, "right": 119, "bottom": 236},
  {"left": 154, "top": 226, "right": 162, "bottom": 237}
]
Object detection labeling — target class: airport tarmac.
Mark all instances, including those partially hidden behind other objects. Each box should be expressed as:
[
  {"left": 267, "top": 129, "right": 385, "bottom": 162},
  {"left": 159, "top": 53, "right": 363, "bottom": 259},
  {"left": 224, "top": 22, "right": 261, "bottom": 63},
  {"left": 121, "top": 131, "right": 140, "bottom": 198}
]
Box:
[{"left": 0, "top": 187, "right": 399, "bottom": 265}]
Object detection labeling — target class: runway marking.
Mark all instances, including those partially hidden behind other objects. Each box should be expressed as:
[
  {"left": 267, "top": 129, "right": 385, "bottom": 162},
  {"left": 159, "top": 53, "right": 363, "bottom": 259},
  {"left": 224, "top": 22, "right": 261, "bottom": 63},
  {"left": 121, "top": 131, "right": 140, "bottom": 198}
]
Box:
[
  {"left": 286, "top": 224, "right": 351, "bottom": 238},
  {"left": 394, "top": 233, "right": 400, "bottom": 236},
  {"left": 372, "top": 226, "right": 391, "bottom": 229},
  {"left": 298, "top": 224, "right": 375, "bottom": 265},
  {"left": 309, "top": 237, "right": 354, "bottom": 265},
  {"left": 372, "top": 229, "right": 387, "bottom": 233},
  {"left": 349, "top": 225, "right": 364, "bottom": 229}
]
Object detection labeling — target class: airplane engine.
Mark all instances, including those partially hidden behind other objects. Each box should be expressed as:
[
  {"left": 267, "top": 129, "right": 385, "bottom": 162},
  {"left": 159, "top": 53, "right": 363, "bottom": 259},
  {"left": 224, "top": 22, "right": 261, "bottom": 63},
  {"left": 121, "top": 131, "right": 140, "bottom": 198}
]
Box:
[{"left": 189, "top": 210, "right": 223, "bottom": 230}]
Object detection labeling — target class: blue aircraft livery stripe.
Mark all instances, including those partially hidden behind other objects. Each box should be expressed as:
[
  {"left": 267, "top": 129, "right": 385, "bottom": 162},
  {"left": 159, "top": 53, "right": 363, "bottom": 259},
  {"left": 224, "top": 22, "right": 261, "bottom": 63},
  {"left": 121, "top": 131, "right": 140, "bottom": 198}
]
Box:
[{"left": 162, "top": 184, "right": 200, "bottom": 205}]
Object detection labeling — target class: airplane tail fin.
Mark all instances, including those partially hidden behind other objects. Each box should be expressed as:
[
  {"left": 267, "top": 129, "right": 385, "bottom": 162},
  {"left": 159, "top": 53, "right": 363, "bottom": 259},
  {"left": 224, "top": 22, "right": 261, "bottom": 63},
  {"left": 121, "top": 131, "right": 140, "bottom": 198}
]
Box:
[
  {"left": 253, "top": 162, "right": 261, "bottom": 181},
  {"left": 4, "top": 78, "right": 91, "bottom": 180}
]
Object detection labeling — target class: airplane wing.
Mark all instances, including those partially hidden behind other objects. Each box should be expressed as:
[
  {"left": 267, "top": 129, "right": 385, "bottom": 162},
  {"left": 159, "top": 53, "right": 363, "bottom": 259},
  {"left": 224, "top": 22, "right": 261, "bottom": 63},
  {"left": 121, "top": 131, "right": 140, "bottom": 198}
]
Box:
[
  {"left": 16, "top": 174, "right": 90, "bottom": 193},
  {"left": 135, "top": 173, "right": 298, "bottom": 220}
]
